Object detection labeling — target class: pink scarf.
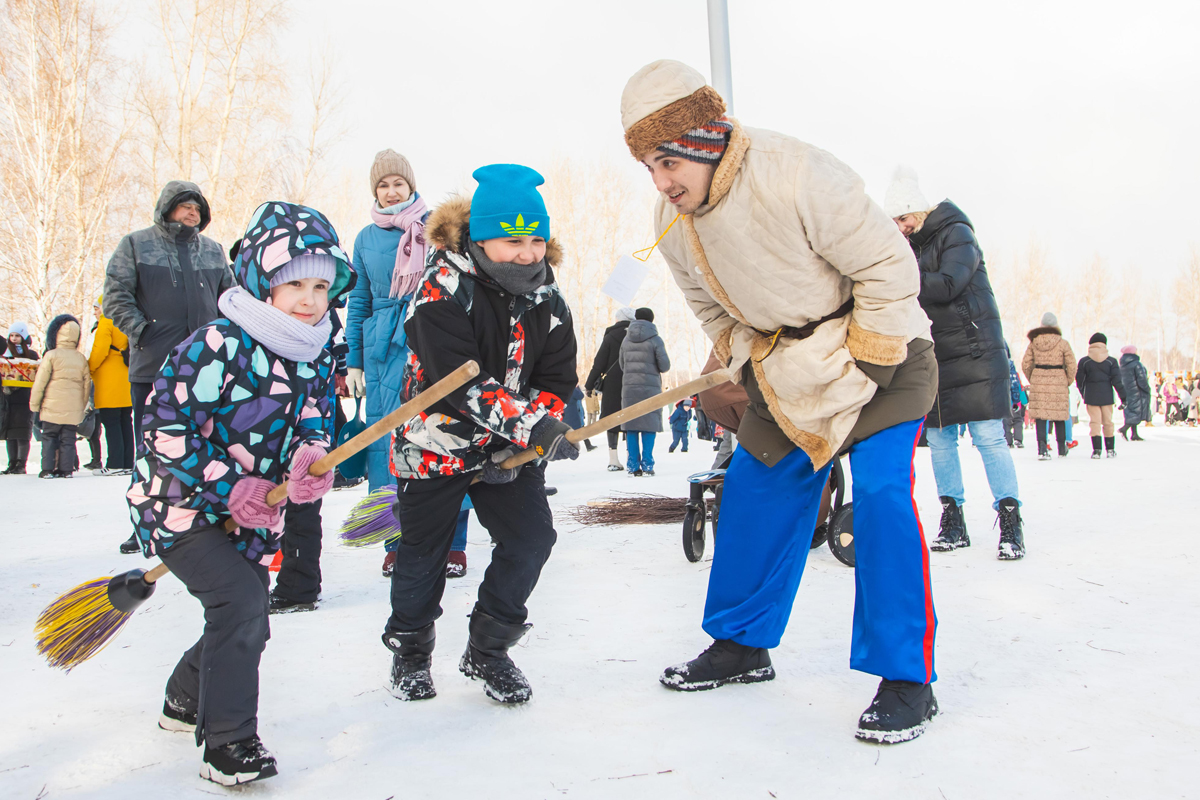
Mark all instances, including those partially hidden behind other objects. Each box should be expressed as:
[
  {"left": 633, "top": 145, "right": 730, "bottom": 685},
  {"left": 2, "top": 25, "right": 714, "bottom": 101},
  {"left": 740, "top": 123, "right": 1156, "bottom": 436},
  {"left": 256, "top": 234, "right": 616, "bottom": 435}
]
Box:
[{"left": 369, "top": 196, "right": 429, "bottom": 298}]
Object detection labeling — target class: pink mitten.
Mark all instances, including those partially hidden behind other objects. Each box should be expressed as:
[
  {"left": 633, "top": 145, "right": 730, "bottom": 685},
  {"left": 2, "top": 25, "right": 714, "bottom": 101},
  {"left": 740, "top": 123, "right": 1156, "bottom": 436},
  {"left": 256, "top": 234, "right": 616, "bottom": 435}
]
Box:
[
  {"left": 287, "top": 443, "right": 334, "bottom": 504},
  {"left": 228, "top": 477, "right": 284, "bottom": 531}
]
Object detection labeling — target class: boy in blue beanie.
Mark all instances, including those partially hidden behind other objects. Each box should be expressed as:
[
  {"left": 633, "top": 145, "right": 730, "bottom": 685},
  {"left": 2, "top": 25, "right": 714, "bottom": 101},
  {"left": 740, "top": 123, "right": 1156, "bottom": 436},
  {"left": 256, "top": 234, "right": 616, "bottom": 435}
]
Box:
[{"left": 383, "top": 164, "right": 579, "bottom": 705}]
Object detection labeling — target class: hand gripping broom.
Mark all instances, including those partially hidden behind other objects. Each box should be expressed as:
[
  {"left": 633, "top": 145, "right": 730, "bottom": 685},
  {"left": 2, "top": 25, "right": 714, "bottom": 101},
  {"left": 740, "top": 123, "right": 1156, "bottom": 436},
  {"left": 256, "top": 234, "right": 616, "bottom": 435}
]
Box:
[
  {"left": 338, "top": 369, "right": 734, "bottom": 546},
  {"left": 34, "top": 361, "right": 481, "bottom": 671}
]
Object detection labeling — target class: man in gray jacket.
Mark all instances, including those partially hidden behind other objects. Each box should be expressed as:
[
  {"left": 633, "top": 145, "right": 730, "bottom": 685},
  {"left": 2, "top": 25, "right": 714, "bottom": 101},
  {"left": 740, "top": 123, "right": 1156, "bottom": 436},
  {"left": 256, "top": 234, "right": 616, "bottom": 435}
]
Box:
[{"left": 103, "top": 180, "right": 233, "bottom": 553}]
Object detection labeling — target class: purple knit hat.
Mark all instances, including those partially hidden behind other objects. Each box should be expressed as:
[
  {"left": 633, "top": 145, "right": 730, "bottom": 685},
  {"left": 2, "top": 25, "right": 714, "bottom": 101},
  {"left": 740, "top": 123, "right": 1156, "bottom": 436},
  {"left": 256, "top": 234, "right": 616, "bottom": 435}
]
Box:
[{"left": 270, "top": 253, "right": 337, "bottom": 288}]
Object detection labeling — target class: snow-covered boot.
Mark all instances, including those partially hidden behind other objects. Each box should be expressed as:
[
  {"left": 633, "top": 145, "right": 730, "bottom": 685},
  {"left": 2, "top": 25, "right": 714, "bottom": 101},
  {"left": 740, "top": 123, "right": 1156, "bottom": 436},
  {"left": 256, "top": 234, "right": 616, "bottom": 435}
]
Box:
[
  {"left": 660, "top": 639, "right": 775, "bottom": 691},
  {"left": 158, "top": 692, "right": 197, "bottom": 733},
  {"left": 996, "top": 498, "right": 1025, "bottom": 560},
  {"left": 1037, "top": 445, "right": 1051, "bottom": 461},
  {"left": 1091, "top": 435, "right": 1102, "bottom": 459},
  {"left": 381, "top": 551, "right": 396, "bottom": 578},
  {"left": 1105, "top": 437, "right": 1116, "bottom": 457},
  {"left": 268, "top": 590, "right": 316, "bottom": 614},
  {"left": 201, "top": 736, "right": 277, "bottom": 785},
  {"left": 607, "top": 448, "right": 624, "bottom": 472},
  {"left": 459, "top": 608, "right": 533, "bottom": 704},
  {"left": 384, "top": 622, "right": 436, "bottom": 701},
  {"left": 929, "top": 497, "right": 969, "bottom": 551},
  {"left": 119, "top": 533, "right": 140, "bottom": 554},
  {"left": 446, "top": 550, "right": 467, "bottom": 579},
  {"left": 855, "top": 679, "right": 938, "bottom": 744}
]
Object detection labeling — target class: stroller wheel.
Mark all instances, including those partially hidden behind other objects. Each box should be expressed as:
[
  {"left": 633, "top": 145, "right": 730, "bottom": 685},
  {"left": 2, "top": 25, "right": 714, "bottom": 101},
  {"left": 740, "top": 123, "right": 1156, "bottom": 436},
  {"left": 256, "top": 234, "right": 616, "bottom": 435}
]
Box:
[
  {"left": 682, "top": 503, "right": 706, "bottom": 563},
  {"left": 828, "top": 503, "right": 856, "bottom": 567}
]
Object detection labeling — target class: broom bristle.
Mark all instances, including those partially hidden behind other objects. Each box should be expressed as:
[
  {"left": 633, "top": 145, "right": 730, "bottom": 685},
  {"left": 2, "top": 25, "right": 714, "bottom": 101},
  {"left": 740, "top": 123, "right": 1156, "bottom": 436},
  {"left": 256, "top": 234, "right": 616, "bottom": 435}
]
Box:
[
  {"left": 566, "top": 493, "right": 710, "bottom": 526},
  {"left": 339, "top": 484, "right": 402, "bottom": 547},
  {"left": 35, "top": 577, "right": 133, "bottom": 671}
]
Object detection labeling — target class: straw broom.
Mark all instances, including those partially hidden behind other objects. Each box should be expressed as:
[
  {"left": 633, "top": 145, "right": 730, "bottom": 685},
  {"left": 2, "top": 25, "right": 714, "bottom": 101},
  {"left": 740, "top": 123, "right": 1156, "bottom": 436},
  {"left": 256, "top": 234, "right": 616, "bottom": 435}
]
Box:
[
  {"left": 338, "top": 369, "right": 734, "bottom": 546},
  {"left": 34, "top": 361, "right": 480, "bottom": 671},
  {"left": 565, "top": 493, "right": 714, "bottom": 526}
]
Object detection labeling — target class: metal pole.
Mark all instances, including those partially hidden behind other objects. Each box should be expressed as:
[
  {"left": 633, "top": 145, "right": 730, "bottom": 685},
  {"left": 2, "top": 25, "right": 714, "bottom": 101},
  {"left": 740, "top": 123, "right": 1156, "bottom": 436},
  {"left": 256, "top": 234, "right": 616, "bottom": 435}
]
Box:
[{"left": 707, "top": 0, "right": 734, "bottom": 114}]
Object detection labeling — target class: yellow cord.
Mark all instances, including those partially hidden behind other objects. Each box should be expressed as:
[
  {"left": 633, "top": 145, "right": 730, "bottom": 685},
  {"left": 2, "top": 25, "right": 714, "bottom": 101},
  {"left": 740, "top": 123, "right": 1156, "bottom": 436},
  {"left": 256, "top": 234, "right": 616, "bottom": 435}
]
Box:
[{"left": 632, "top": 213, "right": 682, "bottom": 262}]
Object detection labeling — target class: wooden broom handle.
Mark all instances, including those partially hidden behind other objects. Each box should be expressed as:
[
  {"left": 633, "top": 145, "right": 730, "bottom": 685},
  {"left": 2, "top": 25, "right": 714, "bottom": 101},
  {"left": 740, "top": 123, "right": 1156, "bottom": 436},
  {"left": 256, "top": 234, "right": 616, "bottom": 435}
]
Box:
[
  {"left": 493, "top": 369, "right": 733, "bottom": 472},
  {"left": 213, "top": 361, "right": 481, "bottom": 537}
]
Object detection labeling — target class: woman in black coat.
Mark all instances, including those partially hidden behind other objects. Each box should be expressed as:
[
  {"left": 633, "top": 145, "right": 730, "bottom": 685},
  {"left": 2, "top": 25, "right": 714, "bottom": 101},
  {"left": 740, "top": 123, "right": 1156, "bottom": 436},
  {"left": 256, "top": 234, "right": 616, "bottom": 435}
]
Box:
[
  {"left": 1118, "top": 345, "right": 1151, "bottom": 440},
  {"left": 585, "top": 307, "right": 634, "bottom": 471},
  {"left": 1075, "top": 332, "right": 1125, "bottom": 457},
  {"left": 1, "top": 322, "right": 40, "bottom": 474}
]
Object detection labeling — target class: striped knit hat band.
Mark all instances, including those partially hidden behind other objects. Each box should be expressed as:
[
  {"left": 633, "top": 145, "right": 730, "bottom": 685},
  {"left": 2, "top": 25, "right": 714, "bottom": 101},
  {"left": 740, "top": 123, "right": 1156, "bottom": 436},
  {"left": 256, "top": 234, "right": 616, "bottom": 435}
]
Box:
[{"left": 656, "top": 116, "right": 733, "bottom": 164}]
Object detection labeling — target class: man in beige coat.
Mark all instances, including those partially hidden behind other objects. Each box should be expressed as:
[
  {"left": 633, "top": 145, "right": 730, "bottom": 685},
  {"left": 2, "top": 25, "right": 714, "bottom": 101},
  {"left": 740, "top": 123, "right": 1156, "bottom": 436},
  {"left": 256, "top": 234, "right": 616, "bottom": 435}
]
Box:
[{"left": 621, "top": 60, "right": 940, "bottom": 744}]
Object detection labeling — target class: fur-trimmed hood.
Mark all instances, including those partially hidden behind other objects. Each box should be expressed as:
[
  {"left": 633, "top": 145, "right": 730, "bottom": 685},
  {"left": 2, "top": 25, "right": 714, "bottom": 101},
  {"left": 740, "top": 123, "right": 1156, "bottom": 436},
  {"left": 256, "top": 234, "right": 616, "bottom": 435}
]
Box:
[
  {"left": 1027, "top": 325, "right": 1062, "bottom": 342},
  {"left": 426, "top": 195, "right": 563, "bottom": 268}
]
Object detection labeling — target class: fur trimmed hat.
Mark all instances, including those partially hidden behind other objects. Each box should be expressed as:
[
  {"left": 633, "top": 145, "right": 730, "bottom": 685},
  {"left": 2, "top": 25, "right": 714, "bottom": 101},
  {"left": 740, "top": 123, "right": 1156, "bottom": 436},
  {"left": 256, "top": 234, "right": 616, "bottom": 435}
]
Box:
[
  {"left": 621, "top": 60, "right": 728, "bottom": 161},
  {"left": 370, "top": 149, "right": 416, "bottom": 196},
  {"left": 884, "top": 165, "right": 931, "bottom": 219}
]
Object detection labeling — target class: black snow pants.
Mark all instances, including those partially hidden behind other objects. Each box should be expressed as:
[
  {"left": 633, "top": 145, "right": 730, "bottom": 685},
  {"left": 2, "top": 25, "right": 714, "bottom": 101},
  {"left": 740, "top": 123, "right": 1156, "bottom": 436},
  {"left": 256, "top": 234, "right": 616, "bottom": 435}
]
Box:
[
  {"left": 385, "top": 463, "right": 557, "bottom": 635},
  {"left": 159, "top": 525, "right": 270, "bottom": 747},
  {"left": 272, "top": 499, "right": 323, "bottom": 603},
  {"left": 39, "top": 422, "right": 77, "bottom": 474}
]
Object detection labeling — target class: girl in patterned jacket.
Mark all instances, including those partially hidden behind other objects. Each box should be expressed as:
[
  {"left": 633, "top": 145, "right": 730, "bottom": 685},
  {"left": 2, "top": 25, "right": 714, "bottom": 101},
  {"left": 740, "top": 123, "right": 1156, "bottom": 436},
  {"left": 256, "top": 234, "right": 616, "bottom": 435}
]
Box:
[
  {"left": 127, "top": 201, "right": 354, "bottom": 786},
  {"left": 383, "top": 164, "right": 579, "bottom": 706}
]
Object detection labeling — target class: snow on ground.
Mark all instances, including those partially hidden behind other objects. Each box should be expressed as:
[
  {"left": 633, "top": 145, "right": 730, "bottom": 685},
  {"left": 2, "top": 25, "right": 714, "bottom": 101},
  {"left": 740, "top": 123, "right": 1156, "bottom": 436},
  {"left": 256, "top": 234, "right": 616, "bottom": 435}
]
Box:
[{"left": 1, "top": 427, "right": 1197, "bottom": 799}]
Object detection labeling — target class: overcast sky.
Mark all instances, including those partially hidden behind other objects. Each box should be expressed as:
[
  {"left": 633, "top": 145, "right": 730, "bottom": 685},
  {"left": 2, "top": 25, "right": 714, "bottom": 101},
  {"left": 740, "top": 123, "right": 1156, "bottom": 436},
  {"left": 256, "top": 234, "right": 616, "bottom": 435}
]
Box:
[{"left": 287, "top": 0, "right": 1197, "bottom": 275}]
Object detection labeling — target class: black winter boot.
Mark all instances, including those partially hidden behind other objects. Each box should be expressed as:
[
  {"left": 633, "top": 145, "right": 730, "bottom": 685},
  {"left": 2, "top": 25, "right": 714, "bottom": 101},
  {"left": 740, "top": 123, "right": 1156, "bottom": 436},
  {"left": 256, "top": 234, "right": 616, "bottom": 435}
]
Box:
[
  {"left": 119, "top": 533, "right": 140, "bottom": 555},
  {"left": 855, "top": 679, "right": 938, "bottom": 744},
  {"left": 201, "top": 736, "right": 277, "bottom": 785},
  {"left": 269, "top": 590, "right": 316, "bottom": 614},
  {"left": 1105, "top": 437, "right": 1116, "bottom": 457},
  {"left": 929, "top": 497, "right": 970, "bottom": 552},
  {"left": 1091, "top": 435, "right": 1102, "bottom": 459},
  {"left": 996, "top": 498, "right": 1025, "bottom": 560},
  {"left": 383, "top": 622, "right": 436, "bottom": 701},
  {"left": 459, "top": 609, "right": 533, "bottom": 704},
  {"left": 158, "top": 691, "right": 197, "bottom": 733},
  {"left": 660, "top": 639, "right": 775, "bottom": 691}
]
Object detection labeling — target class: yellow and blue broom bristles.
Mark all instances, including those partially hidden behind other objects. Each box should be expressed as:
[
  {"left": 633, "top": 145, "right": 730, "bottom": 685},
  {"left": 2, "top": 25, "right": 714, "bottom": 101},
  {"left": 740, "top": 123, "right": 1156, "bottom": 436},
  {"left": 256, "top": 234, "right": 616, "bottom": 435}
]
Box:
[
  {"left": 35, "top": 577, "right": 133, "bottom": 671},
  {"left": 339, "top": 484, "right": 402, "bottom": 547}
]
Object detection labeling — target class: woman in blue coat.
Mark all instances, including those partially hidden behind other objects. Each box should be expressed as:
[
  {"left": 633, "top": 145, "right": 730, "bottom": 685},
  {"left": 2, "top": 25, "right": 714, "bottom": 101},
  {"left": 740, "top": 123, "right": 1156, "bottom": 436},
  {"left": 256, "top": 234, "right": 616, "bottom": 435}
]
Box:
[{"left": 345, "top": 150, "right": 431, "bottom": 575}]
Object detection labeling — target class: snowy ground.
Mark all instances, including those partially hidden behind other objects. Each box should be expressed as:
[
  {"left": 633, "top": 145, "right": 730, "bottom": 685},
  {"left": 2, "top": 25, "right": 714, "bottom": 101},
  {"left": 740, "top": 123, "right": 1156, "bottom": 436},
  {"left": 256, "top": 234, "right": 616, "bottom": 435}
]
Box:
[{"left": 1, "top": 425, "right": 1197, "bottom": 799}]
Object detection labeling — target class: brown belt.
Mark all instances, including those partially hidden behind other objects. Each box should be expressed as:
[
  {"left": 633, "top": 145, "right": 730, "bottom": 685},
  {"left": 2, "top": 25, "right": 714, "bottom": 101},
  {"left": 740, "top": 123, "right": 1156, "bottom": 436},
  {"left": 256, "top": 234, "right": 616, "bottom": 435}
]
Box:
[{"left": 752, "top": 298, "right": 855, "bottom": 362}]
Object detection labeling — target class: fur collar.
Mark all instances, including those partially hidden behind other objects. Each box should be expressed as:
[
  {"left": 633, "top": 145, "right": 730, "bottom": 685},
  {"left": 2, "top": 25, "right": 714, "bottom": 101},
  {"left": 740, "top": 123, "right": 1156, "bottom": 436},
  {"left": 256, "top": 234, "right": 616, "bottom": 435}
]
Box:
[
  {"left": 703, "top": 119, "right": 750, "bottom": 210},
  {"left": 426, "top": 195, "right": 562, "bottom": 268},
  {"left": 1027, "top": 325, "right": 1062, "bottom": 340}
]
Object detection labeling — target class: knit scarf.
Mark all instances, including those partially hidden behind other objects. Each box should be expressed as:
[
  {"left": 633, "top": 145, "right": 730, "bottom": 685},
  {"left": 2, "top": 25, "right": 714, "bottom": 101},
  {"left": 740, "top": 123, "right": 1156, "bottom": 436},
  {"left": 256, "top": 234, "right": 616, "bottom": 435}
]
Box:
[
  {"left": 369, "top": 194, "right": 429, "bottom": 299},
  {"left": 467, "top": 241, "right": 547, "bottom": 296},
  {"left": 218, "top": 287, "right": 332, "bottom": 363}
]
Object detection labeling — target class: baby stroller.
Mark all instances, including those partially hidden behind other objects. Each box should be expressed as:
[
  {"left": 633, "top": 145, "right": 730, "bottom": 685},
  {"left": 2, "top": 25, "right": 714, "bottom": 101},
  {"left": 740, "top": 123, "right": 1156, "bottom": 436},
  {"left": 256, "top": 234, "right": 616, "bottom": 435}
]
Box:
[{"left": 682, "top": 454, "right": 854, "bottom": 566}]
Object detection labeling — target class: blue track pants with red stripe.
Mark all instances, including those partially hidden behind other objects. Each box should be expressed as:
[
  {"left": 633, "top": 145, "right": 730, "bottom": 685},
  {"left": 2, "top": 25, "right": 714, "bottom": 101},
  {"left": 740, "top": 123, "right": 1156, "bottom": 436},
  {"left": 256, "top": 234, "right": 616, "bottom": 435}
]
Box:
[{"left": 702, "top": 418, "right": 937, "bottom": 684}]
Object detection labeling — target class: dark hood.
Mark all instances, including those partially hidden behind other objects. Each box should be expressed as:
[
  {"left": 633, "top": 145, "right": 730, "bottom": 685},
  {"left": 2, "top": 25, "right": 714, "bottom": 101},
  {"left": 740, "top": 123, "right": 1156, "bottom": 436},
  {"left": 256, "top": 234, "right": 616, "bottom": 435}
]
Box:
[
  {"left": 626, "top": 319, "right": 659, "bottom": 343},
  {"left": 1120, "top": 352, "right": 1141, "bottom": 367},
  {"left": 604, "top": 320, "right": 631, "bottom": 337},
  {"left": 231, "top": 201, "right": 356, "bottom": 305},
  {"left": 154, "top": 180, "right": 212, "bottom": 236},
  {"left": 44, "top": 314, "right": 81, "bottom": 351},
  {"left": 910, "top": 200, "right": 972, "bottom": 248}
]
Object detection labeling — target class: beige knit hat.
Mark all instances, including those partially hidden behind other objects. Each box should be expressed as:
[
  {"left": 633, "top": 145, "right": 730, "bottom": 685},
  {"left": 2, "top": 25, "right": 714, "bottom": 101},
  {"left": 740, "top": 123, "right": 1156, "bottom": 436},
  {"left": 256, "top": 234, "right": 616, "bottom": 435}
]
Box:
[
  {"left": 620, "top": 60, "right": 727, "bottom": 161},
  {"left": 369, "top": 149, "right": 416, "bottom": 196},
  {"left": 884, "top": 165, "right": 931, "bottom": 218}
]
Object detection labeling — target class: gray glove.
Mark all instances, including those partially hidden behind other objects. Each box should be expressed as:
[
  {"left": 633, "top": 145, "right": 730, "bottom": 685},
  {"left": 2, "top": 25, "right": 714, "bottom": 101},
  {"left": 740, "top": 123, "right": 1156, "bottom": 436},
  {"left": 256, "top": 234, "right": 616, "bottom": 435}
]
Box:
[
  {"left": 527, "top": 416, "right": 580, "bottom": 462},
  {"left": 481, "top": 446, "right": 522, "bottom": 484}
]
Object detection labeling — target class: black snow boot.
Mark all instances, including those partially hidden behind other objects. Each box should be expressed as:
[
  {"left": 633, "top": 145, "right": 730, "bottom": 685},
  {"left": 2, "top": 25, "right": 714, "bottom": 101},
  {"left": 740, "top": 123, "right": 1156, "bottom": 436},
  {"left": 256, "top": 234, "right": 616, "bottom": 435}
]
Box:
[
  {"left": 660, "top": 639, "right": 775, "bottom": 691},
  {"left": 1091, "top": 435, "right": 1102, "bottom": 459},
  {"left": 460, "top": 608, "right": 533, "bottom": 704},
  {"left": 996, "top": 497, "right": 1025, "bottom": 560},
  {"left": 269, "top": 590, "right": 316, "bottom": 615},
  {"left": 119, "top": 533, "right": 140, "bottom": 555},
  {"left": 929, "top": 497, "right": 970, "bottom": 552},
  {"left": 855, "top": 679, "right": 938, "bottom": 744},
  {"left": 201, "top": 736, "right": 277, "bottom": 785},
  {"left": 384, "top": 622, "right": 436, "bottom": 701},
  {"left": 158, "top": 692, "right": 197, "bottom": 733},
  {"left": 1105, "top": 437, "right": 1116, "bottom": 457}
]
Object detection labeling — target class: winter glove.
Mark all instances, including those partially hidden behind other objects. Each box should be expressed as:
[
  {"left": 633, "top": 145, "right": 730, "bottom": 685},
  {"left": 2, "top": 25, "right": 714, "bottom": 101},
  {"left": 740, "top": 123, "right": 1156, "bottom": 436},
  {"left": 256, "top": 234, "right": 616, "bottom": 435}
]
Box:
[
  {"left": 287, "top": 443, "right": 335, "bottom": 504},
  {"left": 481, "top": 446, "right": 523, "bottom": 485},
  {"left": 346, "top": 367, "right": 366, "bottom": 398},
  {"left": 228, "top": 477, "right": 284, "bottom": 531},
  {"left": 31, "top": 411, "right": 41, "bottom": 429},
  {"left": 527, "top": 416, "right": 580, "bottom": 462}
]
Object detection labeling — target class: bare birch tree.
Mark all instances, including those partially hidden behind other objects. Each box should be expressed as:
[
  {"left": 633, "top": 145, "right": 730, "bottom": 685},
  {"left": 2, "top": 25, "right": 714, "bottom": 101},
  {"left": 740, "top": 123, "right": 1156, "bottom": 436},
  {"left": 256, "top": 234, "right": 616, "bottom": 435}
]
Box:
[{"left": 1172, "top": 248, "right": 1200, "bottom": 372}]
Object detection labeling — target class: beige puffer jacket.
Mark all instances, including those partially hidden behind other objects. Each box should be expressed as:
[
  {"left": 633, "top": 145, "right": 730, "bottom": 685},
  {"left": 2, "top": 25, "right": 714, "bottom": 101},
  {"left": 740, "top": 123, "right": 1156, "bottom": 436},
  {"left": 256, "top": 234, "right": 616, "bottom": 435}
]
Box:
[
  {"left": 653, "top": 122, "right": 931, "bottom": 467},
  {"left": 1021, "top": 326, "right": 1076, "bottom": 420},
  {"left": 29, "top": 320, "right": 91, "bottom": 426}
]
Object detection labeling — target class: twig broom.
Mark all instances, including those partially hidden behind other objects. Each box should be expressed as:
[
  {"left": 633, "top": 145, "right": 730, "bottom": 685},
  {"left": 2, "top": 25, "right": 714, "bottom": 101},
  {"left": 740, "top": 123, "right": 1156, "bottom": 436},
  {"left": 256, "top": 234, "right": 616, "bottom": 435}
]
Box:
[{"left": 34, "top": 361, "right": 480, "bottom": 671}]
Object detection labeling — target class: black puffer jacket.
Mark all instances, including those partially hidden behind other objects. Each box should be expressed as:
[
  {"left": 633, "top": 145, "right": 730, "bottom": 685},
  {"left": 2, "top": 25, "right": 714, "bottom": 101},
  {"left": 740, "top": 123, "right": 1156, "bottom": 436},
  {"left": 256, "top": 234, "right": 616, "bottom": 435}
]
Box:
[
  {"left": 908, "top": 200, "right": 1009, "bottom": 427},
  {"left": 584, "top": 320, "right": 630, "bottom": 419},
  {"left": 1119, "top": 352, "right": 1151, "bottom": 424},
  {"left": 1076, "top": 343, "right": 1125, "bottom": 407}
]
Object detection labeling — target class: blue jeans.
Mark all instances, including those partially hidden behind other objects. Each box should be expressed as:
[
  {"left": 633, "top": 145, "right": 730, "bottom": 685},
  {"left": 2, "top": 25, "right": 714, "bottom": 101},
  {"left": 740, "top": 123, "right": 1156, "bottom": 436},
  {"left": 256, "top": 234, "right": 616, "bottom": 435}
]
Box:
[
  {"left": 703, "top": 419, "right": 936, "bottom": 683},
  {"left": 926, "top": 419, "right": 1020, "bottom": 510},
  {"left": 626, "top": 431, "right": 656, "bottom": 472},
  {"left": 670, "top": 429, "right": 688, "bottom": 451}
]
